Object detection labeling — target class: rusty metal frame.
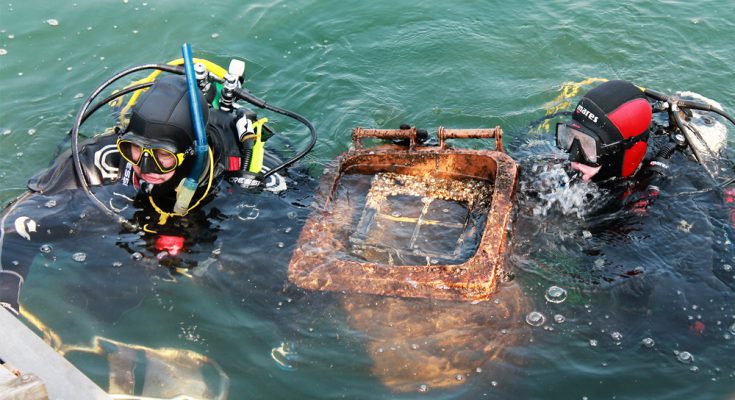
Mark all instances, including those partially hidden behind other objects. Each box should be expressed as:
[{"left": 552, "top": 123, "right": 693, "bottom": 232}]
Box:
[{"left": 288, "top": 127, "right": 517, "bottom": 301}]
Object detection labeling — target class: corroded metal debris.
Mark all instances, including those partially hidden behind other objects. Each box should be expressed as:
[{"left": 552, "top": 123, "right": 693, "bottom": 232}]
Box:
[{"left": 288, "top": 126, "right": 518, "bottom": 301}]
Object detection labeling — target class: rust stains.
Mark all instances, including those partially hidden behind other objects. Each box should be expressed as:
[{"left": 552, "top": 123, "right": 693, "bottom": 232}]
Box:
[{"left": 288, "top": 126, "right": 517, "bottom": 302}]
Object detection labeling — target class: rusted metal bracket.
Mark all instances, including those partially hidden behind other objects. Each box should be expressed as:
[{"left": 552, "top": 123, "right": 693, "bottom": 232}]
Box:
[
  {"left": 438, "top": 126, "right": 503, "bottom": 152},
  {"left": 352, "top": 127, "right": 417, "bottom": 150}
]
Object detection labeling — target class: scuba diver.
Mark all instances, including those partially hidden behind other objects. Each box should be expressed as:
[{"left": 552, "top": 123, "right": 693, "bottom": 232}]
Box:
[
  {"left": 33, "top": 74, "right": 266, "bottom": 219},
  {"left": 555, "top": 79, "right": 735, "bottom": 213},
  {"left": 557, "top": 80, "right": 654, "bottom": 183},
  {"left": 0, "top": 49, "right": 317, "bottom": 316},
  {"left": 518, "top": 78, "right": 735, "bottom": 295}
]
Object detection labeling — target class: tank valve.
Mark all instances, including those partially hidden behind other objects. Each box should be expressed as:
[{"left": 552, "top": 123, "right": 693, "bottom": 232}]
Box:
[
  {"left": 194, "top": 63, "right": 216, "bottom": 103},
  {"left": 219, "top": 73, "right": 238, "bottom": 112}
]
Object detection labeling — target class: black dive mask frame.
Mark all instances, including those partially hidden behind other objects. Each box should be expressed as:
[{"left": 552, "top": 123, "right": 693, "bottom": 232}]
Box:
[{"left": 557, "top": 122, "right": 649, "bottom": 167}]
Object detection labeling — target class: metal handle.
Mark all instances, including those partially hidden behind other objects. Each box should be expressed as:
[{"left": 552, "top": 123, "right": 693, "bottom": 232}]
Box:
[
  {"left": 352, "top": 127, "right": 417, "bottom": 150},
  {"left": 438, "top": 126, "right": 504, "bottom": 151}
]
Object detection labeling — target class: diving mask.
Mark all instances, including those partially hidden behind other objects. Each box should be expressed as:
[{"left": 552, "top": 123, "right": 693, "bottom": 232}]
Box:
[
  {"left": 117, "top": 135, "right": 189, "bottom": 174},
  {"left": 555, "top": 122, "right": 644, "bottom": 166}
]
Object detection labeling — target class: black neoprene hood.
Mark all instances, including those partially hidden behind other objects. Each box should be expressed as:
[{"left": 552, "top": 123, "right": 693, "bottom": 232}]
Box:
[
  {"left": 123, "top": 75, "right": 209, "bottom": 154},
  {"left": 570, "top": 80, "right": 652, "bottom": 180},
  {"left": 572, "top": 80, "right": 648, "bottom": 145}
]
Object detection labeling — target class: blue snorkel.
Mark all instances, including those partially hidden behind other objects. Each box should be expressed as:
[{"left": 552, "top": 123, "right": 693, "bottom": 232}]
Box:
[{"left": 173, "top": 43, "right": 209, "bottom": 214}]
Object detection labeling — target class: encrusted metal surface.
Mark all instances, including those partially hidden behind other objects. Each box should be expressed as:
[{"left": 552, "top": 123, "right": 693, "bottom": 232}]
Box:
[{"left": 288, "top": 127, "right": 517, "bottom": 301}]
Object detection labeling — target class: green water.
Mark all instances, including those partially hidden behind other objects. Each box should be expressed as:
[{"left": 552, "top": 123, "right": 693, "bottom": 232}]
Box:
[{"left": 2, "top": 1, "right": 734, "bottom": 399}]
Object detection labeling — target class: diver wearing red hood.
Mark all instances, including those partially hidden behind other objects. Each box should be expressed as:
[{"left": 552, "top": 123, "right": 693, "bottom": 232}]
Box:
[{"left": 556, "top": 80, "right": 653, "bottom": 182}]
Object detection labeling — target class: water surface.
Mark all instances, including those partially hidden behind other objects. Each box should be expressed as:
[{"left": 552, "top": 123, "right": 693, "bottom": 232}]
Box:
[{"left": 1, "top": 1, "right": 734, "bottom": 399}]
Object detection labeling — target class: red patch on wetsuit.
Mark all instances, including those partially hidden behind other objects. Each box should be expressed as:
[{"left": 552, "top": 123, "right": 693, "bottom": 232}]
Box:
[
  {"left": 227, "top": 156, "right": 241, "bottom": 172},
  {"left": 690, "top": 320, "right": 705, "bottom": 336},
  {"left": 724, "top": 188, "right": 735, "bottom": 203},
  {"left": 155, "top": 235, "right": 185, "bottom": 256}
]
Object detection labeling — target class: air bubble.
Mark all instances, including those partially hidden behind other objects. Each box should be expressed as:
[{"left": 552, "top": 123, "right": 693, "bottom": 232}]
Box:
[
  {"left": 545, "top": 286, "right": 567, "bottom": 303},
  {"left": 46, "top": 19, "right": 59, "bottom": 26},
  {"left": 525, "top": 311, "right": 546, "bottom": 327},
  {"left": 44, "top": 199, "right": 57, "bottom": 208},
  {"left": 39, "top": 244, "right": 52, "bottom": 254},
  {"left": 131, "top": 252, "right": 143, "bottom": 261},
  {"left": 729, "top": 322, "right": 735, "bottom": 335},
  {"left": 0, "top": 49, "right": 7, "bottom": 56},
  {"left": 417, "top": 384, "right": 428, "bottom": 393},
  {"left": 112, "top": 261, "right": 123, "bottom": 268},
  {"left": 72, "top": 252, "right": 87, "bottom": 262},
  {"left": 676, "top": 351, "right": 694, "bottom": 364},
  {"left": 589, "top": 339, "right": 598, "bottom": 347},
  {"left": 610, "top": 331, "right": 623, "bottom": 342},
  {"left": 554, "top": 314, "right": 566, "bottom": 323},
  {"left": 641, "top": 337, "right": 655, "bottom": 348},
  {"left": 271, "top": 342, "right": 299, "bottom": 370}
]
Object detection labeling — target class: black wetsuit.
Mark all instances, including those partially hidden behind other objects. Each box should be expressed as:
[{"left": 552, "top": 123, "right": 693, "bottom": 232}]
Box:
[
  {"left": 0, "top": 109, "right": 262, "bottom": 314},
  {"left": 514, "top": 132, "right": 735, "bottom": 296}
]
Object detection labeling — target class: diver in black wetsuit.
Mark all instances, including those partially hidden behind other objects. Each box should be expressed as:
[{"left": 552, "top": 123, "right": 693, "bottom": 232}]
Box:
[
  {"left": 0, "top": 74, "right": 282, "bottom": 314},
  {"left": 554, "top": 80, "right": 672, "bottom": 209},
  {"left": 548, "top": 79, "right": 735, "bottom": 292},
  {"left": 36, "top": 75, "right": 273, "bottom": 214}
]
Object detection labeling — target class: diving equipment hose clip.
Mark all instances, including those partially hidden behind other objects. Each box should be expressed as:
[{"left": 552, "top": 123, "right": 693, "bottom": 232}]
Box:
[{"left": 235, "top": 116, "right": 254, "bottom": 141}]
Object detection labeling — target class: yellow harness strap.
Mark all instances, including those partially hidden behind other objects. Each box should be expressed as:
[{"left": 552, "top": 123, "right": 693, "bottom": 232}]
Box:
[{"left": 148, "top": 147, "right": 215, "bottom": 225}]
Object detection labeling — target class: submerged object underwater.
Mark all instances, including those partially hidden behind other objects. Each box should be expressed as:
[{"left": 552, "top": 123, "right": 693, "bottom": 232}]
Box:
[{"left": 288, "top": 125, "right": 527, "bottom": 391}]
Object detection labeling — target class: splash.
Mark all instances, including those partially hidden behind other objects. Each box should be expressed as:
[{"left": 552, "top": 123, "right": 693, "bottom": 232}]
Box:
[{"left": 520, "top": 161, "right": 604, "bottom": 218}]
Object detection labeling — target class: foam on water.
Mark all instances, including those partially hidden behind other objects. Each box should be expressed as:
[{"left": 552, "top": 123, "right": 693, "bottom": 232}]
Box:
[{"left": 520, "top": 161, "right": 605, "bottom": 219}]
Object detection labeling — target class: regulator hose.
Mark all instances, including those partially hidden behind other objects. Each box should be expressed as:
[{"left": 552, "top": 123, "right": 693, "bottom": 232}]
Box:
[
  {"left": 655, "top": 141, "right": 678, "bottom": 160},
  {"left": 77, "top": 82, "right": 154, "bottom": 129},
  {"left": 70, "top": 64, "right": 184, "bottom": 228},
  {"left": 644, "top": 88, "right": 735, "bottom": 126},
  {"left": 232, "top": 87, "right": 317, "bottom": 180}
]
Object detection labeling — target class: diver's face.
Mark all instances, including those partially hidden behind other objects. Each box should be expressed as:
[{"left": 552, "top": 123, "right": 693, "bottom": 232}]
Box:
[
  {"left": 132, "top": 165, "right": 176, "bottom": 184},
  {"left": 129, "top": 145, "right": 177, "bottom": 184}
]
